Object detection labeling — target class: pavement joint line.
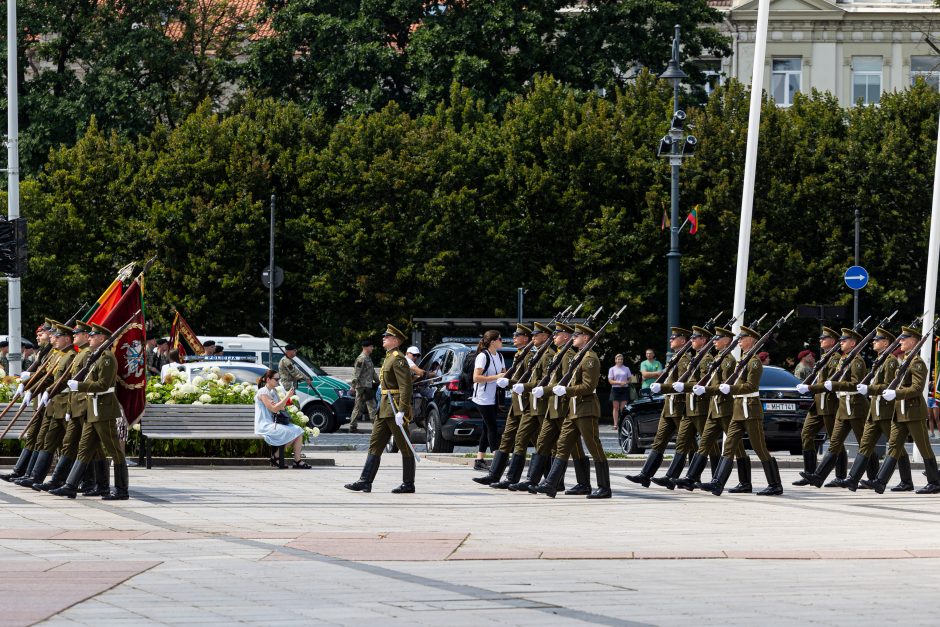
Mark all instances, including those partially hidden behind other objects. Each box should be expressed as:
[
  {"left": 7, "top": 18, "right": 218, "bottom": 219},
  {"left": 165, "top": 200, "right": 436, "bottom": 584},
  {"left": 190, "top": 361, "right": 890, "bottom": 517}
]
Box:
[
  {"left": 0, "top": 489, "right": 32, "bottom": 505},
  {"left": 42, "top": 561, "right": 163, "bottom": 626}
]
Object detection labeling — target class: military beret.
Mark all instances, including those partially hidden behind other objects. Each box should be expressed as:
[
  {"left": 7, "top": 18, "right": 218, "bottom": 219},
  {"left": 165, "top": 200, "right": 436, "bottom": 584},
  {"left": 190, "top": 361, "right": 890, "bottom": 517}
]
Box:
[
  {"left": 873, "top": 327, "right": 896, "bottom": 343},
  {"left": 73, "top": 321, "right": 92, "bottom": 334},
  {"left": 690, "top": 326, "right": 712, "bottom": 339},
  {"left": 819, "top": 326, "right": 839, "bottom": 340},
  {"left": 574, "top": 323, "right": 595, "bottom": 336},
  {"left": 382, "top": 323, "right": 407, "bottom": 343},
  {"left": 88, "top": 323, "right": 112, "bottom": 337},
  {"left": 554, "top": 322, "right": 574, "bottom": 334},
  {"left": 839, "top": 328, "right": 863, "bottom": 342},
  {"left": 284, "top": 344, "right": 297, "bottom": 351},
  {"left": 533, "top": 321, "right": 552, "bottom": 335},
  {"left": 361, "top": 339, "right": 373, "bottom": 347},
  {"left": 797, "top": 349, "right": 813, "bottom": 360},
  {"left": 898, "top": 326, "right": 922, "bottom": 340},
  {"left": 513, "top": 323, "right": 532, "bottom": 337},
  {"left": 713, "top": 326, "right": 734, "bottom": 339},
  {"left": 737, "top": 325, "right": 760, "bottom": 340},
  {"left": 53, "top": 323, "right": 74, "bottom": 337},
  {"left": 670, "top": 327, "right": 692, "bottom": 339}
]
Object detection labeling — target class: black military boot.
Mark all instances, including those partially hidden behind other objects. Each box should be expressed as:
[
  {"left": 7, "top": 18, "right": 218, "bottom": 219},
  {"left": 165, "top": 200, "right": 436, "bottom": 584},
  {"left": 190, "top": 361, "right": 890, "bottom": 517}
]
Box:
[
  {"left": 700, "top": 457, "right": 734, "bottom": 496},
  {"left": 793, "top": 450, "right": 816, "bottom": 486},
  {"left": 536, "top": 458, "right": 567, "bottom": 499},
  {"left": 345, "top": 454, "right": 381, "bottom": 492},
  {"left": 869, "top": 455, "right": 898, "bottom": 494},
  {"left": 392, "top": 456, "right": 416, "bottom": 493},
  {"left": 756, "top": 458, "right": 783, "bottom": 496},
  {"left": 709, "top": 453, "right": 720, "bottom": 478},
  {"left": 34, "top": 456, "right": 74, "bottom": 491},
  {"left": 15, "top": 450, "right": 53, "bottom": 488},
  {"left": 675, "top": 453, "right": 708, "bottom": 491},
  {"left": 651, "top": 453, "right": 686, "bottom": 490},
  {"left": 587, "top": 459, "right": 611, "bottom": 499},
  {"left": 727, "top": 457, "right": 753, "bottom": 493},
  {"left": 916, "top": 457, "right": 940, "bottom": 495},
  {"left": 493, "top": 453, "right": 526, "bottom": 489},
  {"left": 509, "top": 453, "right": 543, "bottom": 491},
  {"left": 626, "top": 450, "right": 663, "bottom": 488},
  {"left": 49, "top": 461, "right": 88, "bottom": 499},
  {"left": 564, "top": 457, "right": 593, "bottom": 495},
  {"left": 825, "top": 451, "right": 848, "bottom": 488},
  {"left": 102, "top": 463, "right": 129, "bottom": 500},
  {"left": 77, "top": 463, "right": 97, "bottom": 494},
  {"left": 83, "top": 460, "right": 111, "bottom": 497},
  {"left": 890, "top": 456, "right": 914, "bottom": 492},
  {"left": 473, "top": 450, "right": 508, "bottom": 485},
  {"left": 844, "top": 454, "right": 869, "bottom": 492},
  {"left": 1, "top": 448, "right": 33, "bottom": 482},
  {"left": 800, "top": 451, "right": 837, "bottom": 488}
]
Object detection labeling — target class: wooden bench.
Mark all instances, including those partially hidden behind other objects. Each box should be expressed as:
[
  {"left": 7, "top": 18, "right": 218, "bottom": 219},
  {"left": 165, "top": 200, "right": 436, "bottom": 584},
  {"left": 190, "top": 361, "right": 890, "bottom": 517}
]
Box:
[
  {"left": 0, "top": 405, "right": 34, "bottom": 439},
  {"left": 139, "top": 404, "right": 274, "bottom": 469}
]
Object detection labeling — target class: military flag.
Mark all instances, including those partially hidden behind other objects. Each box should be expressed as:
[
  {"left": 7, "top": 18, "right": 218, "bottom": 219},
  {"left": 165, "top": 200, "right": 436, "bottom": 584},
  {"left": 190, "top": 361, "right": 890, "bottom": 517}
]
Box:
[
  {"left": 687, "top": 206, "right": 699, "bottom": 235},
  {"left": 82, "top": 262, "right": 134, "bottom": 324},
  {"left": 170, "top": 310, "right": 205, "bottom": 357},
  {"left": 101, "top": 277, "right": 148, "bottom": 425}
]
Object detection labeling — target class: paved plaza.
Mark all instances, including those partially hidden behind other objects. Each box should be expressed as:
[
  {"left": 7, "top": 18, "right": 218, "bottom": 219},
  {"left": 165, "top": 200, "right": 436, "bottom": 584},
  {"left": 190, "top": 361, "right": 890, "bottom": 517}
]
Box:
[{"left": 2, "top": 449, "right": 940, "bottom": 626}]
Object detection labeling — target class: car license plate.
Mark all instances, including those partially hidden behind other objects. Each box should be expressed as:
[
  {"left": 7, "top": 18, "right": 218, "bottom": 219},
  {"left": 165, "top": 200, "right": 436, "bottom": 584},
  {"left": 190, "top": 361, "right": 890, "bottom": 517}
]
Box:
[{"left": 763, "top": 402, "right": 797, "bottom": 412}]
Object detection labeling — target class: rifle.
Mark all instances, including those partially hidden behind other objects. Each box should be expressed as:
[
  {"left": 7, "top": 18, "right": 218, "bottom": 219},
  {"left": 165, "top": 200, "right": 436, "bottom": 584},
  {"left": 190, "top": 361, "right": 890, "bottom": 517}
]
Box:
[
  {"left": 799, "top": 314, "right": 872, "bottom": 385},
  {"left": 503, "top": 304, "right": 577, "bottom": 381},
  {"left": 532, "top": 306, "right": 606, "bottom": 390},
  {"left": 19, "top": 301, "right": 88, "bottom": 380},
  {"left": 258, "top": 322, "right": 320, "bottom": 403},
  {"left": 694, "top": 313, "right": 768, "bottom": 387},
  {"left": 859, "top": 314, "right": 924, "bottom": 386},
  {"left": 830, "top": 311, "right": 897, "bottom": 382},
  {"left": 513, "top": 304, "right": 588, "bottom": 385},
  {"left": 885, "top": 317, "right": 940, "bottom": 391},
  {"left": 653, "top": 309, "right": 725, "bottom": 385},
  {"left": 723, "top": 309, "right": 796, "bottom": 386},
  {"left": 675, "top": 311, "right": 746, "bottom": 384},
  {"left": 554, "top": 305, "right": 628, "bottom": 387},
  {"left": 1, "top": 311, "right": 142, "bottom": 440}
]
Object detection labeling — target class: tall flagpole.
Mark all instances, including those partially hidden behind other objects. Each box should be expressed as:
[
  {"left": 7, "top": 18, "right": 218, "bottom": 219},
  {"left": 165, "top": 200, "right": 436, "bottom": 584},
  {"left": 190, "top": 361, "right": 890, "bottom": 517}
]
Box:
[
  {"left": 731, "top": 0, "right": 771, "bottom": 342},
  {"left": 7, "top": 0, "right": 21, "bottom": 375}
]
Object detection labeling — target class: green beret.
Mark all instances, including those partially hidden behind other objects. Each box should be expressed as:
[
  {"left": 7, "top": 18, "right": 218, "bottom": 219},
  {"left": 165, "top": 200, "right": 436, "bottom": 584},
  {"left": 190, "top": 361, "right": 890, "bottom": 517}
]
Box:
[
  {"left": 690, "top": 326, "right": 712, "bottom": 339},
  {"left": 738, "top": 325, "right": 760, "bottom": 340},
  {"left": 533, "top": 321, "right": 552, "bottom": 335},
  {"left": 713, "top": 326, "right": 734, "bottom": 338},
  {"left": 574, "top": 323, "right": 595, "bottom": 336},
  {"left": 819, "top": 326, "right": 839, "bottom": 340},
  {"left": 839, "top": 328, "right": 863, "bottom": 342},
  {"left": 382, "top": 324, "right": 407, "bottom": 343}
]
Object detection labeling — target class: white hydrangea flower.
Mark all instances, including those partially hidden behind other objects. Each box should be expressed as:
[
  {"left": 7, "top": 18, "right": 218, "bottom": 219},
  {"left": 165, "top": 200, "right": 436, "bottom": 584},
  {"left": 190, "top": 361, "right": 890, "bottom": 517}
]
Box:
[
  {"left": 192, "top": 400, "right": 203, "bottom": 405},
  {"left": 180, "top": 383, "right": 197, "bottom": 395},
  {"left": 192, "top": 375, "right": 205, "bottom": 386},
  {"left": 198, "top": 393, "right": 212, "bottom": 403},
  {"left": 205, "top": 372, "right": 218, "bottom": 381},
  {"left": 301, "top": 416, "right": 309, "bottom": 425},
  {"left": 210, "top": 366, "right": 222, "bottom": 375}
]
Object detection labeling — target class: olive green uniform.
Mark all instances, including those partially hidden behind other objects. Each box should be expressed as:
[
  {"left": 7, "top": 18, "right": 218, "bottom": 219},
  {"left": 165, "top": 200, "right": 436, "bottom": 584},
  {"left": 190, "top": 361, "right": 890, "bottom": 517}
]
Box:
[
  {"left": 698, "top": 353, "right": 746, "bottom": 458},
  {"left": 802, "top": 356, "right": 839, "bottom": 451},
  {"left": 76, "top": 349, "right": 124, "bottom": 465},
  {"left": 722, "top": 356, "right": 771, "bottom": 462},
  {"left": 513, "top": 344, "right": 556, "bottom": 456},
  {"left": 39, "top": 348, "right": 76, "bottom": 453},
  {"left": 886, "top": 354, "right": 934, "bottom": 460},
  {"left": 350, "top": 350, "right": 377, "bottom": 428},
  {"left": 60, "top": 343, "right": 93, "bottom": 459},
  {"left": 20, "top": 348, "right": 56, "bottom": 450},
  {"left": 823, "top": 354, "right": 869, "bottom": 456},
  {"left": 650, "top": 350, "right": 691, "bottom": 453},
  {"left": 497, "top": 346, "right": 532, "bottom": 454},
  {"left": 555, "top": 349, "right": 604, "bottom": 461},
  {"left": 857, "top": 353, "right": 900, "bottom": 456},
  {"left": 368, "top": 349, "right": 414, "bottom": 458},
  {"left": 534, "top": 349, "right": 585, "bottom": 461},
  {"left": 675, "top": 349, "right": 718, "bottom": 456}
]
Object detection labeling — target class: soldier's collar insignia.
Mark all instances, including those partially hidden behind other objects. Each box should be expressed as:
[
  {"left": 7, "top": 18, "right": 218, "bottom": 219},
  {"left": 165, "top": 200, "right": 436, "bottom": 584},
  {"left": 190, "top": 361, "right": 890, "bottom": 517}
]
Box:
[{"left": 391, "top": 351, "right": 400, "bottom": 357}]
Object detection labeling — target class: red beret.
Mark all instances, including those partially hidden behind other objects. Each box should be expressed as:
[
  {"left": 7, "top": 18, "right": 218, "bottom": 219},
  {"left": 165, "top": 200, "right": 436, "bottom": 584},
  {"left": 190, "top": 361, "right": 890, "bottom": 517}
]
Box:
[{"left": 798, "top": 350, "right": 812, "bottom": 360}]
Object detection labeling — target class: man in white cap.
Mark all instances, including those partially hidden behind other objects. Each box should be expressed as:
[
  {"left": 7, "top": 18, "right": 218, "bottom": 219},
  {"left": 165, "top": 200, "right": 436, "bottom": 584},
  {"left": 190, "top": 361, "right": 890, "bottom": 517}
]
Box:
[{"left": 405, "top": 346, "right": 425, "bottom": 378}]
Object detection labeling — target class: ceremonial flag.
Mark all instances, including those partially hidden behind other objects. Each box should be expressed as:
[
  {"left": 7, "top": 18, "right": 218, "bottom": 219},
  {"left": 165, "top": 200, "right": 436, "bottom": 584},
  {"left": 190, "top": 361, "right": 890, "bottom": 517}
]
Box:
[
  {"left": 688, "top": 206, "right": 699, "bottom": 235},
  {"left": 170, "top": 310, "right": 205, "bottom": 357},
  {"left": 101, "top": 278, "right": 148, "bottom": 425},
  {"left": 82, "top": 280, "right": 123, "bottom": 325}
]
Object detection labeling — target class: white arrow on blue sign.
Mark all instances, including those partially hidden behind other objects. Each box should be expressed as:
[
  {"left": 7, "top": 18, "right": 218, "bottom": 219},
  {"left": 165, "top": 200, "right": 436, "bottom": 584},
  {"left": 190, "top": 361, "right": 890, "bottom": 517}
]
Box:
[{"left": 844, "top": 265, "right": 869, "bottom": 290}]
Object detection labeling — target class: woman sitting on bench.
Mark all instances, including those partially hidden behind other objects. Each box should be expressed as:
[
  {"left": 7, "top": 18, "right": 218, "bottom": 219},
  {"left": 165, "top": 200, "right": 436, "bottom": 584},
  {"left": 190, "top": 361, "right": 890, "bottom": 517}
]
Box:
[{"left": 255, "top": 369, "right": 310, "bottom": 469}]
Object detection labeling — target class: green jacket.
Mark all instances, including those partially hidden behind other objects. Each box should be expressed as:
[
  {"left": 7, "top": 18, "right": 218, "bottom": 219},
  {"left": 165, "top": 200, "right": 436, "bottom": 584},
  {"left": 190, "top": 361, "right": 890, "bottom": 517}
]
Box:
[
  {"left": 524, "top": 344, "right": 557, "bottom": 416},
  {"left": 67, "top": 344, "right": 93, "bottom": 418},
  {"left": 379, "top": 349, "right": 412, "bottom": 420},
  {"left": 76, "top": 349, "right": 120, "bottom": 423},
  {"left": 808, "top": 355, "right": 839, "bottom": 416},
  {"left": 660, "top": 350, "right": 690, "bottom": 419},
  {"left": 730, "top": 356, "right": 762, "bottom": 422},
  {"left": 829, "top": 353, "right": 869, "bottom": 421},
  {"left": 565, "top": 349, "right": 600, "bottom": 419},
  {"left": 46, "top": 349, "right": 76, "bottom": 419},
  {"left": 894, "top": 353, "right": 928, "bottom": 423},
  {"left": 547, "top": 349, "right": 574, "bottom": 420},
  {"left": 507, "top": 346, "right": 531, "bottom": 417},
  {"left": 703, "top": 353, "right": 736, "bottom": 418},
  {"left": 684, "top": 349, "right": 713, "bottom": 418},
  {"left": 866, "top": 353, "right": 898, "bottom": 422}
]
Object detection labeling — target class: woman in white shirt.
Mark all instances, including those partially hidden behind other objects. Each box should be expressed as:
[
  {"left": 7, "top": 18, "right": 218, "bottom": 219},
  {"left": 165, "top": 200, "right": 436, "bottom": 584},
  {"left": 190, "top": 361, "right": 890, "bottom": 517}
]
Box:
[
  {"left": 471, "top": 330, "right": 506, "bottom": 471},
  {"left": 254, "top": 369, "right": 310, "bottom": 469}
]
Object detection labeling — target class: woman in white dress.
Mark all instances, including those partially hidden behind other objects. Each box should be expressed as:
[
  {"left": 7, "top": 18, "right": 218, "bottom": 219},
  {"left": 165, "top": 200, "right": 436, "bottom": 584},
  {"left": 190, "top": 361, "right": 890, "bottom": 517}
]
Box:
[{"left": 255, "top": 369, "right": 310, "bottom": 469}]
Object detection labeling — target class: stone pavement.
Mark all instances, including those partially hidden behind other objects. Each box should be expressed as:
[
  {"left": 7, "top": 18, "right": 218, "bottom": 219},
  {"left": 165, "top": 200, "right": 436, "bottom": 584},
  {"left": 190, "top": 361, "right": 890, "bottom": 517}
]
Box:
[{"left": 3, "top": 453, "right": 940, "bottom": 625}]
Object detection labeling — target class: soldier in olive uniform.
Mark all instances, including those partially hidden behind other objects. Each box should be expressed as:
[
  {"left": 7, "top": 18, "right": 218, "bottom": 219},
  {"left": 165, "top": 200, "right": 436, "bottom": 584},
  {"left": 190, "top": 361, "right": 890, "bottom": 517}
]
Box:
[
  {"left": 278, "top": 344, "right": 311, "bottom": 393},
  {"left": 475, "top": 323, "right": 532, "bottom": 488},
  {"left": 349, "top": 339, "right": 378, "bottom": 433},
  {"left": 678, "top": 326, "right": 751, "bottom": 492},
  {"left": 870, "top": 326, "right": 940, "bottom": 494},
  {"left": 794, "top": 327, "right": 843, "bottom": 486},
  {"left": 345, "top": 324, "right": 415, "bottom": 494},
  {"left": 538, "top": 324, "right": 610, "bottom": 499},
  {"left": 51, "top": 323, "right": 128, "bottom": 500},
  {"left": 627, "top": 327, "right": 691, "bottom": 487},
  {"left": 844, "top": 327, "right": 912, "bottom": 491},
  {"left": 16, "top": 323, "right": 77, "bottom": 488},
  {"left": 700, "top": 325, "right": 783, "bottom": 496},
  {"left": 799, "top": 328, "right": 870, "bottom": 488},
  {"left": 508, "top": 322, "right": 556, "bottom": 491}
]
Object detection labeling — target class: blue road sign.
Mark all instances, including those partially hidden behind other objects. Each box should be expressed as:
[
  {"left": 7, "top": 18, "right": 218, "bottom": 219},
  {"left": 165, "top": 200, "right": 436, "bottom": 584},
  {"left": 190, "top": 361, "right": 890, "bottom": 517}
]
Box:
[{"left": 844, "top": 266, "right": 869, "bottom": 290}]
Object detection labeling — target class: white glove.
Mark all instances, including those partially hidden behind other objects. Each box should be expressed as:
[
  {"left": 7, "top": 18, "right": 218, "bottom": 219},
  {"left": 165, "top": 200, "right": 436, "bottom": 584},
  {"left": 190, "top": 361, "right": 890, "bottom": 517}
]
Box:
[
  {"left": 22, "top": 390, "right": 31, "bottom": 405},
  {"left": 532, "top": 386, "right": 545, "bottom": 399},
  {"left": 14, "top": 383, "right": 23, "bottom": 398},
  {"left": 496, "top": 377, "right": 509, "bottom": 388},
  {"left": 692, "top": 385, "right": 706, "bottom": 396},
  {"left": 824, "top": 380, "right": 833, "bottom": 392},
  {"left": 672, "top": 382, "right": 685, "bottom": 393},
  {"left": 64, "top": 413, "right": 70, "bottom": 422},
  {"left": 394, "top": 412, "right": 405, "bottom": 427},
  {"left": 19, "top": 371, "right": 29, "bottom": 381},
  {"left": 39, "top": 391, "right": 49, "bottom": 407},
  {"left": 796, "top": 384, "right": 810, "bottom": 395},
  {"left": 512, "top": 383, "right": 525, "bottom": 394},
  {"left": 552, "top": 385, "right": 566, "bottom": 397},
  {"left": 856, "top": 383, "right": 868, "bottom": 396},
  {"left": 882, "top": 389, "right": 897, "bottom": 402},
  {"left": 67, "top": 379, "right": 79, "bottom": 392},
  {"left": 650, "top": 383, "right": 662, "bottom": 394},
  {"left": 719, "top": 383, "right": 731, "bottom": 395}
]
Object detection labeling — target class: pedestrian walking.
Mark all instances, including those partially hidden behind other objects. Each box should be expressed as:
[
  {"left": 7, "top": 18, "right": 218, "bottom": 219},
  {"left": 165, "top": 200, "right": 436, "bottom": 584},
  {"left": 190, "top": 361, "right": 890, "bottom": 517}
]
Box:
[{"left": 471, "top": 330, "right": 506, "bottom": 471}]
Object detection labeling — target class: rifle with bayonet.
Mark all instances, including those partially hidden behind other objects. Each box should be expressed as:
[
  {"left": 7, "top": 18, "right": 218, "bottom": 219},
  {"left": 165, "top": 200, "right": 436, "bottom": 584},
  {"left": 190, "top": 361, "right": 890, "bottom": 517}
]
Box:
[
  {"left": 884, "top": 317, "right": 940, "bottom": 392},
  {"left": 799, "top": 314, "right": 872, "bottom": 386},
  {"left": 503, "top": 304, "right": 578, "bottom": 381},
  {"left": 531, "top": 306, "right": 606, "bottom": 392},
  {"left": 674, "top": 311, "right": 746, "bottom": 385},
  {"left": 653, "top": 310, "right": 725, "bottom": 386},
  {"left": 554, "top": 305, "right": 628, "bottom": 388},
  {"left": 858, "top": 314, "right": 924, "bottom": 387},
  {"left": 511, "top": 305, "right": 587, "bottom": 385},
  {"left": 693, "top": 313, "right": 768, "bottom": 388},
  {"left": 722, "top": 309, "right": 796, "bottom": 386},
  {"left": 829, "top": 310, "right": 898, "bottom": 383}
]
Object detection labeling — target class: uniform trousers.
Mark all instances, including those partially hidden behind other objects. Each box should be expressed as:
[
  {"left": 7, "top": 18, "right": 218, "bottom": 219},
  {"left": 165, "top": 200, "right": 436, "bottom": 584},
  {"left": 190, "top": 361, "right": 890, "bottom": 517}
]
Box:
[
  {"left": 535, "top": 415, "right": 585, "bottom": 460},
  {"left": 697, "top": 414, "right": 745, "bottom": 458},
  {"left": 857, "top": 417, "right": 901, "bottom": 459},
  {"left": 513, "top": 406, "right": 545, "bottom": 456},
  {"left": 497, "top": 406, "right": 525, "bottom": 454},
  {"left": 555, "top": 415, "right": 605, "bottom": 461},
  {"left": 77, "top": 418, "right": 125, "bottom": 464},
  {"left": 650, "top": 413, "right": 683, "bottom": 453},
  {"left": 41, "top": 416, "right": 68, "bottom": 453},
  {"left": 800, "top": 410, "right": 836, "bottom": 452},
  {"left": 824, "top": 415, "right": 866, "bottom": 456},
  {"left": 888, "top": 419, "right": 936, "bottom": 460},
  {"left": 350, "top": 388, "right": 376, "bottom": 427},
  {"left": 723, "top": 418, "right": 771, "bottom": 462},
  {"left": 367, "top": 416, "right": 414, "bottom": 459}
]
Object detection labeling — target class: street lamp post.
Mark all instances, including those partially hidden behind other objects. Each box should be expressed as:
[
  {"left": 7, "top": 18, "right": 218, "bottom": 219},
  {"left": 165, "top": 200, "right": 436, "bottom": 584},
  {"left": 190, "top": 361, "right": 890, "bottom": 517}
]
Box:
[{"left": 658, "top": 25, "right": 696, "bottom": 346}]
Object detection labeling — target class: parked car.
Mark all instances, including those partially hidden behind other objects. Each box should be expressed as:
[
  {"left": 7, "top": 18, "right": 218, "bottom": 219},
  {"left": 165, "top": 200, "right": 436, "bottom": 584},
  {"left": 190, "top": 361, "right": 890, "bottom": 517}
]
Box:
[{"left": 618, "top": 365, "right": 820, "bottom": 455}]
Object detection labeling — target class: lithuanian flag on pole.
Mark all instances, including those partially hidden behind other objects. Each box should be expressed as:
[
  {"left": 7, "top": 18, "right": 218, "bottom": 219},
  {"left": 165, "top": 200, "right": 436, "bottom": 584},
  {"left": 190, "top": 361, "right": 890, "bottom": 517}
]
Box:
[{"left": 82, "top": 262, "right": 135, "bottom": 324}]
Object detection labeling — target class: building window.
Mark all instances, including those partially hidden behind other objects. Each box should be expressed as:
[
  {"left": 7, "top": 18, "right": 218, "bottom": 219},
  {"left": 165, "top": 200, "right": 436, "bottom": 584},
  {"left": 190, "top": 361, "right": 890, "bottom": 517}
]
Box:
[
  {"left": 696, "top": 60, "right": 723, "bottom": 97},
  {"left": 911, "top": 56, "right": 940, "bottom": 91},
  {"left": 771, "top": 58, "right": 801, "bottom": 106},
  {"left": 852, "top": 56, "right": 882, "bottom": 105}
]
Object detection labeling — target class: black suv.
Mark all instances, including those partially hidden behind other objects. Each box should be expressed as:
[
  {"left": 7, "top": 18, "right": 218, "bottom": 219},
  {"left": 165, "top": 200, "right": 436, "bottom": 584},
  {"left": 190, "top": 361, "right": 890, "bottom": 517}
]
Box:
[{"left": 394, "top": 341, "right": 517, "bottom": 453}]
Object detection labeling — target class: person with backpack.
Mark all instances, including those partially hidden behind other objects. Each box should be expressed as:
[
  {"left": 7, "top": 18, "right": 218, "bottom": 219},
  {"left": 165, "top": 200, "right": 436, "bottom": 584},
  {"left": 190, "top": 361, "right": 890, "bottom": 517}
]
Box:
[{"left": 471, "top": 330, "right": 506, "bottom": 471}]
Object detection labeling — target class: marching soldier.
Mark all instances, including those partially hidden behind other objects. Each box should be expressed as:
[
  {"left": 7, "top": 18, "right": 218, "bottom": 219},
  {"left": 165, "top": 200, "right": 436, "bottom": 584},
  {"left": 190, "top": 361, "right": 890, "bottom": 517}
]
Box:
[
  {"left": 794, "top": 327, "right": 843, "bottom": 486},
  {"left": 799, "top": 328, "right": 869, "bottom": 488},
  {"left": 844, "top": 327, "right": 912, "bottom": 491},
  {"left": 349, "top": 339, "right": 378, "bottom": 433},
  {"left": 677, "top": 326, "right": 750, "bottom": 492},
  {"left": 869, "top": 326, "right": 940, "bottom": 494},
  {"left": 345, "top": 324, "right": 415, "bottom": 494},
  {"left": 627, "top": 327, "right": 691, "bottom": 487},
  {"left": 278, "top": 344, "right": 312, "bottom": 392},
  {"left": 52, "top": 323, "right": 129, "bottom": 499},
  {"left": 700, "top": 325, "right": 783, "bottom": 496}
]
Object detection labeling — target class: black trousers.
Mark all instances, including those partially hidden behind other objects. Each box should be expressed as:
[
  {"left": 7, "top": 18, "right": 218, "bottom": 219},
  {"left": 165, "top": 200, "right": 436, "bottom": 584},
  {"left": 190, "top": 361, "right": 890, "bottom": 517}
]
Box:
[{"left": 475, "top": 402, "right": 500, "bottom": 453}]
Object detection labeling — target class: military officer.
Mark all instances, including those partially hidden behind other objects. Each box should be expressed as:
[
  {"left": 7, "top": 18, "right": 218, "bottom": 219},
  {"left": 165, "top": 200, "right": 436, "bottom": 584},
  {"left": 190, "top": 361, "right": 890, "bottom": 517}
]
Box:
[
  {"left": 538, "top": 323, "right": 610, "bottom": 499},
  {"left": 345, "top": 324, "right": 415, "bottom": 494},
  {"left": 278, "top": 344, "right": 312, "bottom": 392},
  {"left": 700, "top": 325, "right": 783, "bottom": 496},
  {"left": 799, "top": 328, "right": 870, "bottom": 488},
  {"left": 794, "top": 327, "right": 844, "bottom": 486},
  {"left": 627, "top": 327, "right": 691, "bottom": 487},
  {"left": 870, "top": 326, "right": 940, "bottom": 494},
  {"left": 349, "top": 339, "right": 378, "bottom": 433},
  {"left": 677, "top": 326, "right": 750, "bottom": 492},
  {"left": 51, "top": 323, "right": 128, "bottom": 500},
  {"left": 843, "top": 327, "right": 912, "bottom": 491},
  {"left": 475, "top": 323, "right": 532, "bottom": 488}
]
